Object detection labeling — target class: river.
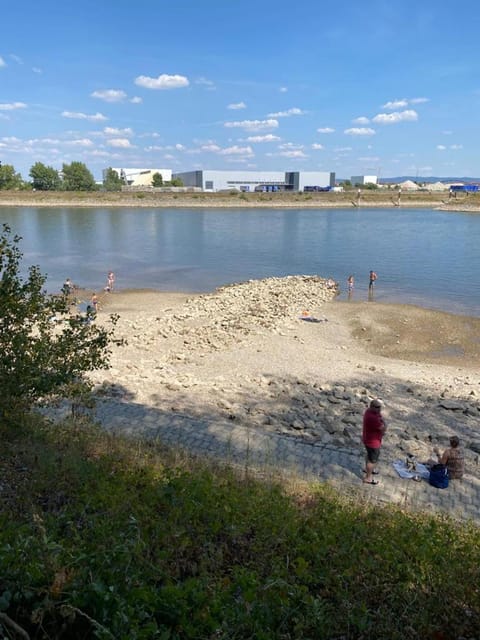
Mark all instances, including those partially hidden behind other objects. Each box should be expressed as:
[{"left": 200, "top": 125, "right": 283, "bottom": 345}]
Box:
[{"left": 1, "top": 206, "right": 479, "bottom": 316}]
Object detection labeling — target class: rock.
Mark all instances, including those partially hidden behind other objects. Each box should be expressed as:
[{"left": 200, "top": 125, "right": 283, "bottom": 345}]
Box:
[
  {"left": 468, "top": 441, "right": 480, "bottom": 454},
  {"left": 439, "top": 400, "right": 465, "bottom": 411}
]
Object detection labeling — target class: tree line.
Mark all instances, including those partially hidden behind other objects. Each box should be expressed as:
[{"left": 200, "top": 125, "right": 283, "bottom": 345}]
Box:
[{"left": 0, "top": 162, "right": 183, "bottom": 192}]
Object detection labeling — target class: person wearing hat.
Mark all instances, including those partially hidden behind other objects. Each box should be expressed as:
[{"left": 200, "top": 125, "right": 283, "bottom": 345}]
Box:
[
  {"left": 434, "top": 436, "right": 464, "bottom": 480},
  {"left": 362, "top": 399, "right": 387, "bottom": 485}
]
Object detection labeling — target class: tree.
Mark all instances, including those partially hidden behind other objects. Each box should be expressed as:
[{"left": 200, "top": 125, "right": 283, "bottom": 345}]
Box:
[
  {"left": 0, "top": 225, "right": 118, "bottom": 417},
  {"left": 103, "top": 167, "right": 124, "bottom": 192},
  {"left": 29, "top": 162, "right": 61, "bottom": 191},
  {"left": 151, "top": 172, "right": 163, "bottom": 187},
  {"left": 62, "top": 161, "right": 97, "bottom": 191},
  {"left": 0, "top": 163, "right": 24, "bottom": 190},
  {"left": 168, "top": 177, "right": 184, "bottom": 187}
]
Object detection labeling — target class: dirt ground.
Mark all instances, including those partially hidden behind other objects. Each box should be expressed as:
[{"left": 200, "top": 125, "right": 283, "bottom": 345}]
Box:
[{"left": 331, "top": 301, "right": 480, "bottom": 368}]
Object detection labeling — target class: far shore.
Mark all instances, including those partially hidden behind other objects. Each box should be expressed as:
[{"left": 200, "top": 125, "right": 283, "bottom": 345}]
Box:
[{"left": 1, "top": 189, "right": 480, "bottom": 212}]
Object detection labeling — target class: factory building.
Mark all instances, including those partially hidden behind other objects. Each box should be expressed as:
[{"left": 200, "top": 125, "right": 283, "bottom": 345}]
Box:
[{"left": 172, "top": 170, "right": 335, "bottom": 192}]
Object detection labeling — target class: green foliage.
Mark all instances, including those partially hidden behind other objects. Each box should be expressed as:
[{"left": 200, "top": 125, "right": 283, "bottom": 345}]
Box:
[
  {"left": 364, "top": 182, "right": 378, "bottom": 190},
  {"left": 29, "top": 162, "right": 61, "bottom": 191},
  {"left": 62, "top": 162, "right": 97, "bottom": 191},
  {"left": 102, "top": 168, "right": 124, "bottom": 192},
  {"left": 168, "top": 177, "right": 184, "bottom": 187},
  {"left": 1, "top": 420, "right": 479, "bottom": 639},
  {"left": 0, "top": 163, "right": 24, "bottom": 190},
  {"left": 0, "top": 225, "right": 117, "bottom": 416},
  {"left": 151, "top": 172, "right": 163, "bottom": 187}
]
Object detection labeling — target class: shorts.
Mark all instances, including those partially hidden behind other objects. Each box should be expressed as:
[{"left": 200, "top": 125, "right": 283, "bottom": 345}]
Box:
[{"left": 365, "top": 446, "right": 380, "bottom": 463}]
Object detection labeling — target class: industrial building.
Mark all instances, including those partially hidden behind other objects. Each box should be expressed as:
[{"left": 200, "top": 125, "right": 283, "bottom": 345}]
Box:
[
  {"left": 104, "top": 167, "right": 172, "bottom": 186},
  {"left": 172, "top": 170, "right": 335, "bottom": 192}
]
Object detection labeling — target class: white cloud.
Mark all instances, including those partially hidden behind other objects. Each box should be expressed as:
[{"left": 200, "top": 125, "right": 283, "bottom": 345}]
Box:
[
  {"left": 268, "top": 107, "right": 305, "bottom": 117},
  {"left": 106, "top": 138, "right": 134, "bottom": 148},
  {"left": 317, "top": 127, "right": 335, "bottom": 133},
  {"left": 134, "top": 73, "right": 189, "bottom": 90},
  {"left": 352, "top": 116, "right": 370, "bottom": 125},
  {"left": 130, "top": 96, "right": 142, "bottom": 104},
  {"left": 279, "top": 87, "right": 288, "bottom": 93},
  {"left": 91, "top": 89, "right": 127, "bottom": 102},
  {"left": 195, "top": 77, "right": 215, "bottom": 88},
  {"left": 382, "top": 99, "right": 408, "bottom": 110},
  {"left": 334, "top": 146, "right": 352, "bottom": 152},
  {"left": 0, "top": 102, "right": 27, "bottom": 110},
  {"left": 344, "top": 127, "right": 376, "bottom": 136},
  {"left": 175, "top": 143, "right": 186, "bottom": 150},
  {"left": 437, "top": 145, "right": 446, "bottom": 150},
  {"left": 0, "top": 57, "right": 6, "bottom": 68},
  {"left": 372, "top": 110, "right": 418, "bottom": 124},
  {"left": 62, "top": 111, "right": 107, "bottom": 122},
  {"left": 278, "top": 142, "right": 304, "bottom": 150},
  {"left": 410, "top": 97, "right": 429, "bottom": 104},
  {"left": 311, "top": 143, "right": 324, "bottom": 150},
  {"left": 201, "top": 143, "right": 221, "bottom": 152},
  {"left": 104, "top": 127, "right": 133, "bottom": 136},
  {"left": 9, "top": 54, "right": 23, "bottom": 64},
  {"left": 358, "top": 156, "right": 380, "bottom": 163},
  {"left": 68, "top": 138, "right": 94, "bottom": 147},
  {"left": 450, "top": 144, "right": 463, "bottom": 150},
  {"left": 219, "top": 145, "right": 254, "bottom": 156},
  {"left": 278, "top": 150, "right": 307, "bottom": 158},
  {"left": 32, "top": 67, "right": 42, "bottom": 74},
  {"left": 246, "top": 134, "right": 280, "bottom": 143},
  {"left": 228, "top": 101, "right": 247, "bottom": 110},
  {"left": 224, "top": 118, "right": 279, "bottom": 131}
]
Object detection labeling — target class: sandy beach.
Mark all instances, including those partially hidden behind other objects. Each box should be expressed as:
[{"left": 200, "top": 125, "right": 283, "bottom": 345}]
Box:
[{"left": 83, "top": 277, "right": 480, "bottom": 509}]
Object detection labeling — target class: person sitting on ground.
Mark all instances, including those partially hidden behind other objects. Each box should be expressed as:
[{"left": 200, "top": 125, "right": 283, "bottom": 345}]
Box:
[{"left": 434, "top": 436, "right": 464, "bottom": 479}]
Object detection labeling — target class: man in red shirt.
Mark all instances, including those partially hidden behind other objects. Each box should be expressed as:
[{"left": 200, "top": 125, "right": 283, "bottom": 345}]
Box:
[{"left": 362, "top": 399, "right": 386, "bottom": 485}]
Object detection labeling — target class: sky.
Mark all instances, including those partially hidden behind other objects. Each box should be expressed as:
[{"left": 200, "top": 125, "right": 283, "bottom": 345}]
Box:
[{"left": 1, "top": 0, "right": 480, "bottom": 182}]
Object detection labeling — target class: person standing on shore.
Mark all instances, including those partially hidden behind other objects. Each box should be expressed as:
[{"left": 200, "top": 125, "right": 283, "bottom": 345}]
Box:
[
  {"left": 362, "top": 399, "right": 386, "bottom": 485},
  {"left": 368, "top": 270, "right": 377, "bottom": 300},
  {"left": 91, "top": 293, "right": 99, "bottom": 312},
  {"left": 347, "top": 274, "right": 354, "bottom": 298},
  {"left": 107, "top": 270, "right": 115, "bottom": 292}
]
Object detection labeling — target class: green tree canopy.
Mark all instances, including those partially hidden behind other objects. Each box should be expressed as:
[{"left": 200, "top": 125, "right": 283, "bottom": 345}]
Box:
[
  {"left": 151, "top": 172, "right": 164, "bottom": 187},
  {"left": 62, "top": 161, "right": 97, "bottom": 191},
  {"left": 0, "top": 163, "right": 24, "bottom": 190},
  {"left": 103, "top": 167, "right": 124, "bottom": 192},
  {"left": 168, "top": 177, "right": 184, "bottom": 187},
  {"left": 0, "top": 225, "right": 118, "bottom": 416},
  {"left": 29, "top": 162, "right": 61, "bottom": 191}
]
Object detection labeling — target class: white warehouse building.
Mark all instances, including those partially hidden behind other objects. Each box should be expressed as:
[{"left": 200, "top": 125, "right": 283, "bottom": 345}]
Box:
[
  {"left": 172, "top": 170, "right": 335, "bottom": 192},
  {"left": 104, "top": 167, "right": 172, "bottom": 186}
]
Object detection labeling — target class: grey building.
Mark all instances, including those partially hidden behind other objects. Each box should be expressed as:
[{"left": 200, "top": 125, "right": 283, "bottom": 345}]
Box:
[{"left": 173, "top": 169, "right": 335, "bottom": 192}]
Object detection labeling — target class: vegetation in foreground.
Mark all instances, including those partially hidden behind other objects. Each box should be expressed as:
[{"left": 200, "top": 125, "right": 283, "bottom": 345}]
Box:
[{"left": 1, "top": 416, "right": 479, "bottom": 640}]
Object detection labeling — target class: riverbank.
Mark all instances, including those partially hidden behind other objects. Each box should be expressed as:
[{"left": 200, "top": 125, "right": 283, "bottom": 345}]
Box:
[
  {"left": 1, "top": 189, "right": 480, "bottom": 211},
  {"left": 77, "top": 276, "right": 480, "bottom": 519}
]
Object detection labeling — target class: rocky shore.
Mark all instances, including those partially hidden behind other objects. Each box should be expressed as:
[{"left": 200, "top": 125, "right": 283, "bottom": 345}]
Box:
[{"left": 87, "top": 276, "right": 480, "bottom": 485}]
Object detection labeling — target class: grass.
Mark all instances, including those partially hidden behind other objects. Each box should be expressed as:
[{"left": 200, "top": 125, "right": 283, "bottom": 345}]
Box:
[{"left": 1, "top": 415, "right": 479, "bottom": 639}]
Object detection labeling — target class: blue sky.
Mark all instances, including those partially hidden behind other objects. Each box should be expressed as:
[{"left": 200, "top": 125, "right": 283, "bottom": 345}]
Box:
[{"left": 1, "top": 0, "right": 480, "bottom": 181}]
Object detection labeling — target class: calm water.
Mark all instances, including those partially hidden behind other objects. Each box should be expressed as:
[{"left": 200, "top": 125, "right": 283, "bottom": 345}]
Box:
[{"left": 1, "top": 206, "right": 479, "bottom": 316}]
